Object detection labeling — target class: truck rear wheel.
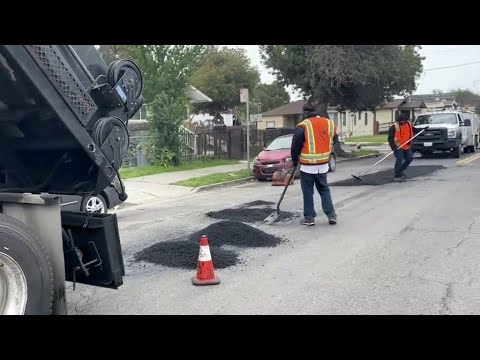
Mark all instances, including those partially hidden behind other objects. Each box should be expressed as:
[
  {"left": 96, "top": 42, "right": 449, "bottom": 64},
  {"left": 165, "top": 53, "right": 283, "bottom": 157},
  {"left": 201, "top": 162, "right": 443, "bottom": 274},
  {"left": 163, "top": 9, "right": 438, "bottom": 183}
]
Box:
[{"left": 0, "top": 214, "right": 54, "bottom": 315}]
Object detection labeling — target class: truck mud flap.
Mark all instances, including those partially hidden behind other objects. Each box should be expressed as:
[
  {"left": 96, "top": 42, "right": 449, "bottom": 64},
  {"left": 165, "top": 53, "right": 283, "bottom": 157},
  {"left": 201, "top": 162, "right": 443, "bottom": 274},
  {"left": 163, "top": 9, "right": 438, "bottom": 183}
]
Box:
[{"left": 61, "top": 211, "right": 125, "bottom": 290}]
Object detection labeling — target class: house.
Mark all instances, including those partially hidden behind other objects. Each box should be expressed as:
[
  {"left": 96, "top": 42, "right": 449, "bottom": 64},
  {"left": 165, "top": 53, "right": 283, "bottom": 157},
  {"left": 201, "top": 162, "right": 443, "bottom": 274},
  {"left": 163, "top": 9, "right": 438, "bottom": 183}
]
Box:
[
  {"left": 257, "top": 100, "right": 306, "bottom": 130},
  {"left": 258, "top": 100, "right": 376, "bottom": 137},
  {"left": 258, "top": 92, "right": 462, "bottom": 137}
]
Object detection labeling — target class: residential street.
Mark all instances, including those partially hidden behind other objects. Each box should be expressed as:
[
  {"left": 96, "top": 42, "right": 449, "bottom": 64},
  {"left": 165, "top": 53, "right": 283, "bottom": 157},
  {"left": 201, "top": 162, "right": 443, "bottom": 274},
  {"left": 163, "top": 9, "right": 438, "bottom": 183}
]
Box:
[{"left": 67, "top": 152, "right": 480, "bottom": 315}]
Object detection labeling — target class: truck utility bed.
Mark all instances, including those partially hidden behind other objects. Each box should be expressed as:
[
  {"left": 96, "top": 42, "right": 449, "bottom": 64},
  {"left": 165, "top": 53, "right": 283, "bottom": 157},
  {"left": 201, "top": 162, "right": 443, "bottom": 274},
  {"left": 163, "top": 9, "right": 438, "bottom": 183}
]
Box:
[{"left": 0, "top": 45, "right": 143, "bottom": 196}]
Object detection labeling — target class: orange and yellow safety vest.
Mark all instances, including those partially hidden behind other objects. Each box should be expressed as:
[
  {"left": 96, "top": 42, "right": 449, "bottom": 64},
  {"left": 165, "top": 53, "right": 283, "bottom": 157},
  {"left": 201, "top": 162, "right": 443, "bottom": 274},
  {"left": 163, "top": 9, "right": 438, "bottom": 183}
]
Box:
[{"left": 297, "top": 116, "right": 337, "bottom": 165}]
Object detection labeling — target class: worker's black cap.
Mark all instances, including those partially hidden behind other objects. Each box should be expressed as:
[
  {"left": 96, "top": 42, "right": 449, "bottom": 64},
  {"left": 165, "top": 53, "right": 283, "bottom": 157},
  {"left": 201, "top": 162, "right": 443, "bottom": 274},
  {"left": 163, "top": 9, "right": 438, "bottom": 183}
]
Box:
[{"left": 303, "top": 103, "right": 315, "bottom": 112}]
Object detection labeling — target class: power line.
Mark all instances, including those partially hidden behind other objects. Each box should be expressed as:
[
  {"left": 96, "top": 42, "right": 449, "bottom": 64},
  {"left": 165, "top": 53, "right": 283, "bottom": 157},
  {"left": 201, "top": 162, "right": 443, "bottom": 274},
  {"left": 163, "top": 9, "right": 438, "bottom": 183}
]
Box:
[
  {"left": 422, "top": 46, "right": 480, "bottom": 54},
  {"left": 423, "top": 61, "right": 480, "bottom": 72}
]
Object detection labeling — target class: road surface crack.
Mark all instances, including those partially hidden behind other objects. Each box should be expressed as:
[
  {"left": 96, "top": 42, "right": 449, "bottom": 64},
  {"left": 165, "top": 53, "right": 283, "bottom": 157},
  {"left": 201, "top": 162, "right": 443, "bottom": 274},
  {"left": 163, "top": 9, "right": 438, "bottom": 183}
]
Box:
[
  {"left": 440, "top": 282, "right": 454, "bottom": 315},
  {"left": 399, "top": 224, "right": 414, "bottom": 234},
  {"left": 467, "top": 217, "right": 476, "bottom": 232}
]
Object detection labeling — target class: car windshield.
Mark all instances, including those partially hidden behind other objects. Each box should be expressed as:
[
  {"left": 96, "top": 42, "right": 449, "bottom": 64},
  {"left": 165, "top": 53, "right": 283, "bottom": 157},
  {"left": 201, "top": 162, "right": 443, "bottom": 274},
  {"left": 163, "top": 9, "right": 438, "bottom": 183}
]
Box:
[
  {"left": 266, "top": 136, "right": 292, "bottom": 150},
  {"left": 414, "top": 113, "right": 458, "bottom": 125}
]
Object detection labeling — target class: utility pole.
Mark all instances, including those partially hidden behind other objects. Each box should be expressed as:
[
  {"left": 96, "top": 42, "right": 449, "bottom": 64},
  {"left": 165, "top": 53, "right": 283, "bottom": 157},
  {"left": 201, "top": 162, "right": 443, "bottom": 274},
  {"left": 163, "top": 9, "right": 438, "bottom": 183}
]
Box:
[{"left": 240, "top": 88, "right": 250, "bottom": 170}]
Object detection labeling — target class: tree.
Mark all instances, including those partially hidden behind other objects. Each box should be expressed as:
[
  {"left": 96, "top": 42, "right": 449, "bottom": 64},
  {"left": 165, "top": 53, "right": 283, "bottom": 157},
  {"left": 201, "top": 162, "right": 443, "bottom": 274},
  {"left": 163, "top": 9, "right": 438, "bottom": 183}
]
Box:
[
  {"left": 97, "top": 45, "right": 123, "bottom": 65},
  {"left": 114, "top": 45, "right": 211, "bottom": 165},
  {"left": 449, "top": 88, "right": 480, "bottom": 107},
  {"left": 259, "top": 45, "right": 424, "bottom": 116},
  {"left": 191, "top": 47, "right": 260, "bottom": 116},
  {"left": 253, "top": 81, "right": 290, "bottom": 113}
]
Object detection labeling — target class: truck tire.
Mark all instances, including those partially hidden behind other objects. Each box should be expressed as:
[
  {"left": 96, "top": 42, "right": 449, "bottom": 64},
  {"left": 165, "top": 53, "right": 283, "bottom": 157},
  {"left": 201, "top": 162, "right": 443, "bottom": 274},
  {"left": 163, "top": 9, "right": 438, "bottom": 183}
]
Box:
[
  {"left": 452, "top": 144, "right": 461, "bottom": 158},
  {"left": 0, "top": 214, "right": 54, "bottom": 315}
]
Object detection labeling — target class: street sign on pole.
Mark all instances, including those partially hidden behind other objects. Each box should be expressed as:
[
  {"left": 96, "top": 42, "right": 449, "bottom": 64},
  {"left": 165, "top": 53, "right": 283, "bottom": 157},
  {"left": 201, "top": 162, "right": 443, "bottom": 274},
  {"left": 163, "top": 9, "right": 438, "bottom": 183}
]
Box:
[
  {"left": 240, "top": 88, "right": 250, "bottom": 171},
  {"left": 240, "top": 88, "right": 249, "bottom": 103}
]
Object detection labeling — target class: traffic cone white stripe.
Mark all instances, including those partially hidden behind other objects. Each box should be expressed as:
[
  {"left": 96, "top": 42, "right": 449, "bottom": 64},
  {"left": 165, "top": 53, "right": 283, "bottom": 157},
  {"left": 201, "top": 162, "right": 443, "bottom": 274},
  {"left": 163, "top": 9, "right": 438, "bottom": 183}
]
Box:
[{"left": 198, "top": 245, "right": 212, "bottom": 262}]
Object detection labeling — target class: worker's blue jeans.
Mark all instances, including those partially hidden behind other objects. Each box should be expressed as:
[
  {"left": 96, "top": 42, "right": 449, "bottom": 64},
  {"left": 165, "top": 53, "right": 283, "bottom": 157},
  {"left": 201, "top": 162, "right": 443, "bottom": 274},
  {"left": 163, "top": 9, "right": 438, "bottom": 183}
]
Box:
[
  {"left": 394, "top": 148, "right": 413, "bottom": 177},
  {"left": 300, "top": 171, "right": 336, "bottom": 220}
]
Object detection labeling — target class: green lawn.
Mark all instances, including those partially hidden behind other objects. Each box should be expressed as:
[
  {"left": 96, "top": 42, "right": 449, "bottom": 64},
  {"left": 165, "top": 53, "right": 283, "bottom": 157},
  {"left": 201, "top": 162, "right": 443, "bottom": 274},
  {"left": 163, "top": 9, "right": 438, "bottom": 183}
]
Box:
[
  {"left": 345, "top": 135, "right": 388, "bottom": 143},
  {"left": 119, "top": 159, "right": 239, "bottom": 180},
  {"left": 172, "top": 169, "right": 253, "bottom": 187}
]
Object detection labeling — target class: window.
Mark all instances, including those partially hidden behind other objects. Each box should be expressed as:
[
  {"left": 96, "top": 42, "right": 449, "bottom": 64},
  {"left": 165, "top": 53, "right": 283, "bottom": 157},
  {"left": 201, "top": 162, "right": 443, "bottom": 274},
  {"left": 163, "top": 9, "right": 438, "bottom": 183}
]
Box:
[
  {"left": 265, "top": 135, "right": 292, "bottom": 150},
  {"left": 342, "top": 113, "right": 346, "bottom": 126},
  {"left": 364, "top": 112, "right": 368, "bottom": 125},
  {"left": 414, "top": 113, "right": 458, "bottom": 125},
  {"left": 333, "top": 112, "right": 338, "bottom": 123},
  {"left": 266, "top": 121, "right": 276, "bottom": 128}
]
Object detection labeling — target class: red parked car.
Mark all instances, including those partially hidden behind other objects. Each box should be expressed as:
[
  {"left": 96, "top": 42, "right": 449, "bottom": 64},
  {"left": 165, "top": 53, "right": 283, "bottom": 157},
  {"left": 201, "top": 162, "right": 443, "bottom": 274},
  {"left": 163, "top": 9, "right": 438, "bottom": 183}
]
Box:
[{"left": 253, "top": 134, "right": 337, "bottom": 180}]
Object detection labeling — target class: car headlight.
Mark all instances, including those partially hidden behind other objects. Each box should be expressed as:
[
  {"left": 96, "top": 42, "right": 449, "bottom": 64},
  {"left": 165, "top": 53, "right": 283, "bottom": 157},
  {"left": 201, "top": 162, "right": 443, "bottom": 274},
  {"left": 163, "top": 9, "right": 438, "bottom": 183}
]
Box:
[
  {"left": 253, "top": 157, "right": 260, "bottom": 165},
  {"left": 284, "top": 157, "right": 292, "bottom": 163},
  {"left": 448, "top": 129, "right": 456, "bottom": 138}
]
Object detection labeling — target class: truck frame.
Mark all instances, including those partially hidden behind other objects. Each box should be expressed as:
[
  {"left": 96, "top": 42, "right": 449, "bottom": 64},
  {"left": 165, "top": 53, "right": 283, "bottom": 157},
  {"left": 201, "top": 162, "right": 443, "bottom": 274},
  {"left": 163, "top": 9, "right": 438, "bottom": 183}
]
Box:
[{"left": 0, "top": 45, "right": 143, "bottom": 315}]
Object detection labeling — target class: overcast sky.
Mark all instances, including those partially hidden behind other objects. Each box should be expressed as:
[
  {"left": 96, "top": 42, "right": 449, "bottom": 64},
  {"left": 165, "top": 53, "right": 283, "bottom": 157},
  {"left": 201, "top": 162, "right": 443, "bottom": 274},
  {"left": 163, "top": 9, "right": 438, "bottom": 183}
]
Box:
[{"left": 227, "top": 45, "right": 480, "bottom": 100}]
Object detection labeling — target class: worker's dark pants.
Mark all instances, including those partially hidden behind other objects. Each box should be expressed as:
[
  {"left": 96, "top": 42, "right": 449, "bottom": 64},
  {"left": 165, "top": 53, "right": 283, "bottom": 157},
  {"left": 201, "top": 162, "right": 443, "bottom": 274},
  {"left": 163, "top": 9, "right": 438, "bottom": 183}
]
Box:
[
  {"left": 300, "top": 171, "right": 336, "bottom": 220},
  {"left": 394, "top": 148, "right": 413, "bottom": 177}
]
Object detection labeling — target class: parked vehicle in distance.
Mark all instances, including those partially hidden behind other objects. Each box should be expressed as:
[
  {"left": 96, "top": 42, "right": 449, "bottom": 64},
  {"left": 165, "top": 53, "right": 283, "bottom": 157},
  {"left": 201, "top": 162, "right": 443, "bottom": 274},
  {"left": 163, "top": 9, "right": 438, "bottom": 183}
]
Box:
[
  {"left": 412, "top": 110, "right": 480, "bottom": 158},
  {"left": 60, "top": 177, "right": 124, "bottom": 213},
  {"left": 253, "top": 134, "right": 337, "bottom": 180}
]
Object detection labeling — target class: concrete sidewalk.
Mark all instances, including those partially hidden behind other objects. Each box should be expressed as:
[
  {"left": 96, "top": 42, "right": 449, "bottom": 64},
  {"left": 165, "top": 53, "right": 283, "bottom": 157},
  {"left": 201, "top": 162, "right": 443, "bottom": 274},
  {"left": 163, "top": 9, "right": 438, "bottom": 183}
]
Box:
[{"left": 122, "top": 162, "right": 248, "bottom": 206}]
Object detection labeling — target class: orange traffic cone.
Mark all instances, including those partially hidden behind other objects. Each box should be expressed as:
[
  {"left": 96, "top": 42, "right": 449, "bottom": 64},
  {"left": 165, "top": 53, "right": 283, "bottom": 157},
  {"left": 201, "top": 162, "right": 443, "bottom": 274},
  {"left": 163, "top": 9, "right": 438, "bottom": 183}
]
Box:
[{"left": 192, "top": 235, "right": 220, "bottom": 286}]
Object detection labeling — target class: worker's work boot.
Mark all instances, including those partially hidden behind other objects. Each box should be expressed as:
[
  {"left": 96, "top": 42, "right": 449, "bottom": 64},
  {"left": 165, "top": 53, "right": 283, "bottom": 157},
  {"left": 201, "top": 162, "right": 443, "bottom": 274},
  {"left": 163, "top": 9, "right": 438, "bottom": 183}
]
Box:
[
  {"left": 301, "top": 217, "right": 315, "bottom": 226},
  {"left": 328, "top": 217, "right": 337, "bottom": 225}
]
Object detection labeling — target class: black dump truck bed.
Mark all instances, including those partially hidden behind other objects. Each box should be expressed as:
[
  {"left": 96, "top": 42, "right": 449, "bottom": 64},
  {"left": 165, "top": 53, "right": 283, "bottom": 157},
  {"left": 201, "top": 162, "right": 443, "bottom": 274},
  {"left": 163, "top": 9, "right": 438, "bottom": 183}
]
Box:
[{"left": 0, "top": 45, "right": 143, "bottom": 196}]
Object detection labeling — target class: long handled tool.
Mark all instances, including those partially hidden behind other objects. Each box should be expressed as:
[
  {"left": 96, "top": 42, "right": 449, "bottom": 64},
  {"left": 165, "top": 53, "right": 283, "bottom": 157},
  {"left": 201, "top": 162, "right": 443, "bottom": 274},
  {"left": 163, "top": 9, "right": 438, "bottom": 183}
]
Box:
[
  {"left": 263, "top": 161, "right": 300, "bottom": 225},
  {"left": 351, "top": 128, "right": 427, "bottom": 181}
]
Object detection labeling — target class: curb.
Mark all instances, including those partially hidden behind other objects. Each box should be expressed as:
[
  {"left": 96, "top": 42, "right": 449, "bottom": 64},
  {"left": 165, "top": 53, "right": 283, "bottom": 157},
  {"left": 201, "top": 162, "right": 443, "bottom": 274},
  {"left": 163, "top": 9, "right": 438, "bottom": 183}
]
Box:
[
  {"left": 344, "top": 142, "right": 389, "bottom": 146},
  {"left": 191, "top": 176, "right": 255, "bottom": 193},
  {"left": 337, "top": 153, "right": 381, "bottom": 163},
  {"left": 191, "top": 154, "right": 380, "bottom": 192}
]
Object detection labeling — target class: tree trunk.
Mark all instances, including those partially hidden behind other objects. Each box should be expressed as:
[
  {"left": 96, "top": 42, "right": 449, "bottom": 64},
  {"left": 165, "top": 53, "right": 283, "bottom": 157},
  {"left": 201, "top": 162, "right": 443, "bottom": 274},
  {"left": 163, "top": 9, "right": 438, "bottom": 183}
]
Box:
[{"left": 315, "top": 102, "right": 329, "bottom": 118}]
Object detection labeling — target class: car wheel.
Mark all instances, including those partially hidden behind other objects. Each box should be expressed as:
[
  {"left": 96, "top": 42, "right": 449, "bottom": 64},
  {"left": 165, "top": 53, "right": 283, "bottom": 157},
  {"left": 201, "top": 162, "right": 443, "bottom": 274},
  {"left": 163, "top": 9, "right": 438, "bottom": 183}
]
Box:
[
  {"left": 328, "top": 154, "right": 336, "bottom": 172},
  {"left": 81, "top": 195, "right": 107, "bottom": 214}
]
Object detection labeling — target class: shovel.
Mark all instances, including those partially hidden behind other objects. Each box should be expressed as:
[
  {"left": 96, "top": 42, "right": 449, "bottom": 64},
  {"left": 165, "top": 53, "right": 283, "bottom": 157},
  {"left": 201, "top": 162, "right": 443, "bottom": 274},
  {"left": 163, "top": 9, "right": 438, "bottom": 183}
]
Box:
[
  {"left": 263, "top": 161, "right": 300, "bottom": 225},
  {"left": 351, "top": 128, "right": 426, "bottom": 181}
]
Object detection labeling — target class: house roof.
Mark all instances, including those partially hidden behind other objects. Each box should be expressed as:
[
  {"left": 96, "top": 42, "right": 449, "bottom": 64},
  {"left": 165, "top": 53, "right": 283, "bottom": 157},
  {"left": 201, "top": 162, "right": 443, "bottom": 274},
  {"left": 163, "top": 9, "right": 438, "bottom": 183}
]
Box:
[
  {"left": 262, "top": 100, "right": 345, "bottom": 117},
  {"left": 186, "top": 85, "right": 212, "bottom": 104},
  {"left": 409, "top": 93, "right": 456, "bottom": 102},
  {"left": 399, "top": 100, "right": 427, "bottom": 109},
  {"left": 380, "top": 99, "right": 406, "bottom": 109},
  {"left": 262, "top": 100, "right": 306, "bottom": 116}
]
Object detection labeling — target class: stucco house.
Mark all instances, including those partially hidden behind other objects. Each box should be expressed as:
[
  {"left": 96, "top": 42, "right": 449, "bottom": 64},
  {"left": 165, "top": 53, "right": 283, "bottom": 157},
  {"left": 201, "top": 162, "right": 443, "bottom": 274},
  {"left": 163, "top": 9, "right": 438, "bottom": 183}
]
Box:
[{"left": 258, "top": 100, "right": 376, "bottom": 137}]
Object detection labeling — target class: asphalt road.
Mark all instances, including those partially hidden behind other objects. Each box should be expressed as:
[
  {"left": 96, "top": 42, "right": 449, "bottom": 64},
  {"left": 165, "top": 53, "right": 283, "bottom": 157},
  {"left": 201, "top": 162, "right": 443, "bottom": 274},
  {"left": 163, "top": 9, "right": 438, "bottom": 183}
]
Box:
[{"left": 67, "top": 151, "right": 480, "bottom": 315}]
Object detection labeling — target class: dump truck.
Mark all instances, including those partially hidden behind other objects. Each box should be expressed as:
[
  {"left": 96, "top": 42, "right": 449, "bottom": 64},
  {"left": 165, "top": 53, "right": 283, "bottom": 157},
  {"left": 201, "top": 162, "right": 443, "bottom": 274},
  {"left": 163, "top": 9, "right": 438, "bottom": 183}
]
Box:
[{"left": 0, "top": 45, "right": 144, "bottom": 315}]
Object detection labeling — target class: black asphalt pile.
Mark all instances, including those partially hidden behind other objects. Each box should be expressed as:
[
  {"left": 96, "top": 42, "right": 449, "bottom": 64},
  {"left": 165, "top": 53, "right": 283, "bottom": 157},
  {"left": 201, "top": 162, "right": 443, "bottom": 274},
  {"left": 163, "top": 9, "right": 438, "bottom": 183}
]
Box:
[
  {"left": 135, "top": 220, "right": 283, "bottom": 269},
  {"left": 206, "top": 208, "right": 297, "bottom": 223},
  {"left": 242, "top": 200, "right": 274, "bottom": 207},
  {"left": 189, "top": 221, "right": 283, "bottom": 248},
  {"left": 330, "top": 165, "right": 446, "bottom": 186},
  {"left": 135, "top": 240, "right": 240, "bottom": 270}
]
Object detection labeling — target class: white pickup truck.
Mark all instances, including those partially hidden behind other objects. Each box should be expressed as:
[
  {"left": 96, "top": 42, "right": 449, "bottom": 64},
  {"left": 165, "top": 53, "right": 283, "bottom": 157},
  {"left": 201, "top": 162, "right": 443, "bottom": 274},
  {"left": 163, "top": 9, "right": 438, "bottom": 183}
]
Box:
[{"left": 411, "top": 110, "right": 480, "bottom": 158}]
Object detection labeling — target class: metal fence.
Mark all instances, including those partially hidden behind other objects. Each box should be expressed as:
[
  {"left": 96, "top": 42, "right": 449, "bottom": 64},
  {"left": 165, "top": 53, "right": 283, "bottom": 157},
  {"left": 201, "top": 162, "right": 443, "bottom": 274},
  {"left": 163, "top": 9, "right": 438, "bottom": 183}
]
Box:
[{"left": 124, "top": 122, "right": 298, "bottom": 167}]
